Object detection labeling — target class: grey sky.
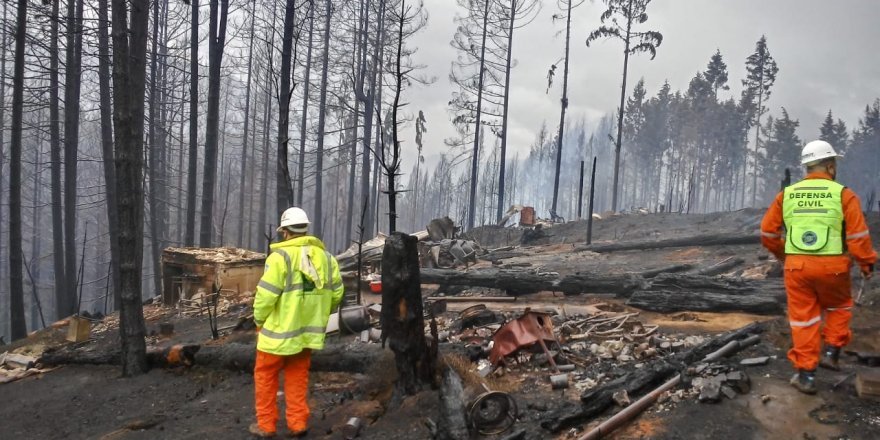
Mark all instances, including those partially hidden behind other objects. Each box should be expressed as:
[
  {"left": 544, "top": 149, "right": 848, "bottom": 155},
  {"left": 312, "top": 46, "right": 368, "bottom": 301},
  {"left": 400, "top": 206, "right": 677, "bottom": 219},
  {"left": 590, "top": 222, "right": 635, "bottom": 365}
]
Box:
[{"left": 402, "top": 0, "right": 880, "bottom": 171}]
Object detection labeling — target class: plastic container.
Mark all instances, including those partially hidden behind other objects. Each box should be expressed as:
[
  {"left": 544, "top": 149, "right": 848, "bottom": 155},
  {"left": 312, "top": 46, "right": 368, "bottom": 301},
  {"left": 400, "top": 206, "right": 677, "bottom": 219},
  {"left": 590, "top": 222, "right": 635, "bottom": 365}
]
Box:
[{"left": 369, "top": 280, "right": 382, "bottom": 293}]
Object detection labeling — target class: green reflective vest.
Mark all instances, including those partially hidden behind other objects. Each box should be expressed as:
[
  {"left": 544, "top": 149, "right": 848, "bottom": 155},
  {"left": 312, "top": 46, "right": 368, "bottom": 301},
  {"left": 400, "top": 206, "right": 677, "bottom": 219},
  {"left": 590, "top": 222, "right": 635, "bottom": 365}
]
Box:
[
  {"left": 782, "top": 179, "right": 845, "bottom": 255},
  {"left": 254, "top": 236, "right": 344, "bottom": 355}
]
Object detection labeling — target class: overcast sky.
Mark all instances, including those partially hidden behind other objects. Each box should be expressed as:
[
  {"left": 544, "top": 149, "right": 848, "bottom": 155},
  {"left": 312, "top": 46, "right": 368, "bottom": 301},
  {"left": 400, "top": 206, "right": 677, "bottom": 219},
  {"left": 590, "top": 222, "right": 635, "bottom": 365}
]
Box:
[{"left": 400, "top": 0, "right": 880, "bottom": 171}]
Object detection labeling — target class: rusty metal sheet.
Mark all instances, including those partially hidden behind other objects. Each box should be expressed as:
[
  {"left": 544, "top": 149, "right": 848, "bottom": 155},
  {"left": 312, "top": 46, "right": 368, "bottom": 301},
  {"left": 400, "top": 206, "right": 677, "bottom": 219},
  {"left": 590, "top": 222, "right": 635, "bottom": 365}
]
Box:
[{"left": 489, "top": 311, "right": 557, "bottom": 366}]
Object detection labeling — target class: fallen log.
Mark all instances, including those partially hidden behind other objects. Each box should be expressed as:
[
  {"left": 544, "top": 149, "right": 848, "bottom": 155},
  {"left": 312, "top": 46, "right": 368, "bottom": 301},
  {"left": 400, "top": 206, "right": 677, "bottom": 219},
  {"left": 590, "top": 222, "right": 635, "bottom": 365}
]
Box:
[
  {"left": 626, "top": 290, "right": 784, "bottom": 315},
  {"left": 689, "top": 257, "right": 745, "bottom": 276},
  {"left": 39, "top": 341, "right": 388, "bottom": 374},
  {"left": 575, "top": 232, "right": 759, "bottom": 253},
  {"left": 647, "top": 273, "right": 784, "bottom": 293},
  {"left": 540, "top": 321, "right": 765, "bottom": 433},
  {"left": 420, "top": 268, "right": 645, "bottom": 296}
]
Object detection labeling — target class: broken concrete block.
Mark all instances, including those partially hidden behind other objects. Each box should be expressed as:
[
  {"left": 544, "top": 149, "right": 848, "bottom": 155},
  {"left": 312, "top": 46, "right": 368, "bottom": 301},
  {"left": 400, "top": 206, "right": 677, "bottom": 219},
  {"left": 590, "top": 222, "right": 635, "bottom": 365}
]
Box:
[
  {"left": 612, "top": 390, "right": 631, "bottom": 407},
  {"left": 698, "top": 378, "right": 722, "bottom": 403},
  {"left": 740, "top": 356, "right": 770, "bottom": 367},
  {"left": 721, "top": 385, "right": 737, "bottom": 400}
]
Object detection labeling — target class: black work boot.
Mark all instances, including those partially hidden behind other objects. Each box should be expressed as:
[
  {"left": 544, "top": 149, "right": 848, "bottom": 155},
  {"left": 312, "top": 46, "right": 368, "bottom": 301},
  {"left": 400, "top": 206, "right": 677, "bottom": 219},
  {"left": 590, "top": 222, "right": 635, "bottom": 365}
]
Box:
[
  {"left": 819, "top": 346, "right": 842, "bottom": 371},
  {"left": 790, "top": 369, "right": 817, "bottom": 395}
]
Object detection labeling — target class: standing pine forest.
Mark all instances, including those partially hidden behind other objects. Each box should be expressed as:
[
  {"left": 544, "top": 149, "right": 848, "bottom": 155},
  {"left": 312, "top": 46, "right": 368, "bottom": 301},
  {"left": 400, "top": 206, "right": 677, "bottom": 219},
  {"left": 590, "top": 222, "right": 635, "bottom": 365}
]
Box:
[{"left": 1, "top": 0, "right": 879, "bottom": 343}]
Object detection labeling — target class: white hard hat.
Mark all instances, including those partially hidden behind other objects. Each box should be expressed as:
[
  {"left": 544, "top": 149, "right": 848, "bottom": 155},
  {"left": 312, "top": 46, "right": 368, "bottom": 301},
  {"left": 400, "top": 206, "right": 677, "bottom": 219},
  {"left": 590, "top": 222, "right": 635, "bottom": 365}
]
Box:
[
  {"left": 277, "top": 207, "right": 310, "bottom": 232},
  {"left": 800, "top": 140, "right": 842, "bottom": 165}
]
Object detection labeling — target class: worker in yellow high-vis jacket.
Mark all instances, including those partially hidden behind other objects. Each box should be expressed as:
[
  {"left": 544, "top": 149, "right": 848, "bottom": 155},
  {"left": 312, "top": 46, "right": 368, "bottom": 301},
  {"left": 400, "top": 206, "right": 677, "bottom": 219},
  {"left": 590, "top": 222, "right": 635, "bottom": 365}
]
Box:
[{"left": 249, "top": 207, "right": 344, "bottom": 438}]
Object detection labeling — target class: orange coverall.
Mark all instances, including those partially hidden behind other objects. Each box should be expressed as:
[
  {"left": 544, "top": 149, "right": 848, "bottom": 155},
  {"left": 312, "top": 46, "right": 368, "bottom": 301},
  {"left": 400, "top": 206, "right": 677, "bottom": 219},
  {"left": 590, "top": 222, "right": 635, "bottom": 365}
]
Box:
[
  {"left": 761, "top": 171, "right": 876, "bottom": 371},
  {"left": 254, "top": 349, "right": 311, "bottom": 433}
]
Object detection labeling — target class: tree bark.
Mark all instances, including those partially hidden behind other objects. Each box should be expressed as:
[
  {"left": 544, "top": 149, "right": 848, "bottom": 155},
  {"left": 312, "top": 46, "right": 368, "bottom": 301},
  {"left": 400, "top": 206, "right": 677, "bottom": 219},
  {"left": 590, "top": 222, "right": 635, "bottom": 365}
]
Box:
[
  {"left": 110, "top": 0, "right": 150, "bottom": 376},
  {"left": 184, "top": 0, "right": 199, "bottom": 246},
  {"left": 198, "top": 0, "right": 229, "bottom": 247},
  {"left": 0, "top": 1, "right": 8, "bottom": 331},
  {"left": 381, "top": 232, "right": 437, "bottom": 404},
  {"left": 275, "top": 0, "right": 296, "bottom": 221},
  {"left": 62, "top": 0, "right": 84, "bottom": 317},
  {"left": 8, "top": 0, "right": 27, "bottom": 340}
]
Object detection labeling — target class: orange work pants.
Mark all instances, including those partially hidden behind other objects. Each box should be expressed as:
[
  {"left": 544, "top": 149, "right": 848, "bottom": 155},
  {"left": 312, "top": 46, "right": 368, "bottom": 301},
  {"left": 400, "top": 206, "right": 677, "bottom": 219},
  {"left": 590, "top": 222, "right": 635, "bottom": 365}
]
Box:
[
  {"left": 784, "top": 261, "right": 853, "bottom": 371},
  {"left": 254, "top": 349, "right": 311, "bottom": 433}
]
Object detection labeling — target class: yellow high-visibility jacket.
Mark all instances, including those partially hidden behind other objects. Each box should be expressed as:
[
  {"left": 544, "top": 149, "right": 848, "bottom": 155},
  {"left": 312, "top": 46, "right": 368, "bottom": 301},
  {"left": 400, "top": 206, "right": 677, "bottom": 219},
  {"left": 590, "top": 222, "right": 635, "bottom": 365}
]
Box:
[{"left": 253, "top": 236, "right": 344, "bottom": 355}]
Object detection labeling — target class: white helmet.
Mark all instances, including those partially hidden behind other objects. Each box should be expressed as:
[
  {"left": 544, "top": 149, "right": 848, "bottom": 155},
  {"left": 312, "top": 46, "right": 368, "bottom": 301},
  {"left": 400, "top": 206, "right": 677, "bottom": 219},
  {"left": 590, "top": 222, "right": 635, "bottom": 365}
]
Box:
[
  {"left": 800, "top": 140, "right": 842, "bottom": 165},
  {"left": 277, "top": 207, "right": 310, "bottom": 232}
]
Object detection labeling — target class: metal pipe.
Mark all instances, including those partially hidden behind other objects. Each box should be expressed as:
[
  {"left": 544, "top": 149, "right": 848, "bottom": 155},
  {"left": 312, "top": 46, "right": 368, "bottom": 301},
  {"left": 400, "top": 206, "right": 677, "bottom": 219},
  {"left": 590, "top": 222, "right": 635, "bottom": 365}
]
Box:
[{"left": 578, "top": 375, "right": 680, "bottom": 440}]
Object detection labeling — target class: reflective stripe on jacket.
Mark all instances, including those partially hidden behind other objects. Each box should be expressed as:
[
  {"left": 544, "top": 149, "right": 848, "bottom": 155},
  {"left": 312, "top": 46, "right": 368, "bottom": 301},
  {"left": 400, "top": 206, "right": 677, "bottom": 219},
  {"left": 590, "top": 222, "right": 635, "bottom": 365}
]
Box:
[
  {"left": 782, "top": 179, "right": 845, "bottom": 255},
  {"left": 254, "top": 235, "right": 344, "bottom": 356}
]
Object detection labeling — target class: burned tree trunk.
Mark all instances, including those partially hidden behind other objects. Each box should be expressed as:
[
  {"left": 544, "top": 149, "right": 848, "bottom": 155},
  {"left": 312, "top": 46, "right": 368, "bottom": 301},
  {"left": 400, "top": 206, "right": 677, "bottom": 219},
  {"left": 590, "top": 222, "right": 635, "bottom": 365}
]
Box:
[
  {"left": 381, "top": 232, "right": 437, "bottom": 404},
  {"left": 40, "top": 341, "right": 386, "bottom": 374}
]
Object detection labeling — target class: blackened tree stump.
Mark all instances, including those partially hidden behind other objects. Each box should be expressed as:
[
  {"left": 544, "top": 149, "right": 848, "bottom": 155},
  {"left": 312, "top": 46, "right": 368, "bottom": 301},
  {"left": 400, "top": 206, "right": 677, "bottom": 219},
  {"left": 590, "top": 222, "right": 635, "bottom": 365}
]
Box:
[{"left": 381, "top": 232, "right": 437, "bottom": 404}]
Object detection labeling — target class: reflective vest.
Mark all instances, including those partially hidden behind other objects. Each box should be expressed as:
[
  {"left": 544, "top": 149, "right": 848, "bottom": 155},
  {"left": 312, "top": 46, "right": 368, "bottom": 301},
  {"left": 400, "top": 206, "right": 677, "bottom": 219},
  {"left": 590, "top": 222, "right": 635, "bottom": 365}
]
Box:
[
  {"left": 782, "top": 179, "right": 845, "bottom": 256},
  {"left": 253, "top": 236, "right": 345, "bottom": 355}
]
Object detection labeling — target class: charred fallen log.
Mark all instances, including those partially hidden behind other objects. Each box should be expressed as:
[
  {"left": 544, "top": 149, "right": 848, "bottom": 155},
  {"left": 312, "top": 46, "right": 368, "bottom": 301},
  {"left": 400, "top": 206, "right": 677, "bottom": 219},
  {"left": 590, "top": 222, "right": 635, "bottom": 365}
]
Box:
[
  {"left": 39, "top": 342, "right": 387, "bottom": 374},
  {"left": 575, "top": 232, "right": 759, "bottom": 253},
  {"left": 689, "top": 257, "right": 745, "bottom": 276},
  {"left": 420, "top": 268, "right": 645, "bottom": 296},
  {"left": 541, "top": 321, "right": 765, "bottom": 433},
  {"left": 626, "top": 290, "right": 783, "bottom": 315}
]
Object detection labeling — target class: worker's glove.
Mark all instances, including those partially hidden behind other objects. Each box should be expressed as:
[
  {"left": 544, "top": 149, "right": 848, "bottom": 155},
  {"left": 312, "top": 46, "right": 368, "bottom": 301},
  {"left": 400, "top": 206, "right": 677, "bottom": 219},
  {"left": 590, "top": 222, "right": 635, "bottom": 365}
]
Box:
[{"left": 862, "top": 264, "right": 874, "bottom": 280}]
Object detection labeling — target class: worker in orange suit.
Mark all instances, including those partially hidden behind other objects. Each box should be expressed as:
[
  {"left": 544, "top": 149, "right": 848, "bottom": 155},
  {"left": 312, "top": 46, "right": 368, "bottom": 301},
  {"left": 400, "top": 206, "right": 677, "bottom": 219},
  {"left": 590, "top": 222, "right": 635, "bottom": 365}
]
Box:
[
  {"left": 249, "top": 207, "right": 344, "bottom": 438},
  {"left": 761, "top": 140, "right": 876, "bottom": 394}
]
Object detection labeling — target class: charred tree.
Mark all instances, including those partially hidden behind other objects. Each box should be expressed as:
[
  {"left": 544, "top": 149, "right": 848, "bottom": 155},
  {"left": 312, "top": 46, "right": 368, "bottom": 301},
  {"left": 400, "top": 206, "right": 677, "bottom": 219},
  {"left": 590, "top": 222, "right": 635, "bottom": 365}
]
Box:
[
  {"left": 63, "top": 0, "right": 85, "bottom": 318},
  {"left": 313, "top": 0, "right": 333, "bottom": 237},
  {"left": 49, "top": 0, "right": 66, "bottom": 319},
  {"left": 586, "top": 0, "right": 662, "bottom": 212},
  {"left": 380, "top": 232, "right": 437, "bottom": 404},
  {"left": 237, "top": 0, "right": 257, "bottom": 247},
  {"left": 97, "top": 0, "right": 121, "bottom": 308},
  {"left": 184, "top": 0, "right": 199, "bottom": 246},
  {"left": 276, "top": 0, "right": 296, "bottom": 219},
  {"left": 8, "top": 0, "right": 27, "bottom": 340},
  {"left": 296, "top": 0, "right": 315, "bottom": 206},
  {"left": 198, "top": 0, "right": 230, "bottom": 247},
  {"left": 110, "top": 0, "right": 150, "bottom": 375}
]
